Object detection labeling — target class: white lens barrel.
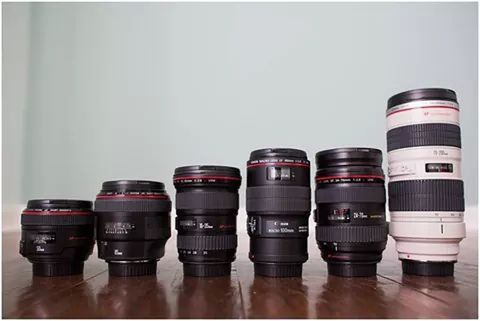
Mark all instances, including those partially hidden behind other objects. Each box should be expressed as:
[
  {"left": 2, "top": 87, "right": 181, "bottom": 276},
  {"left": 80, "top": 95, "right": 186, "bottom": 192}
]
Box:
[{"left": 386, "top": 89, "right": 465, "bottom": 276}]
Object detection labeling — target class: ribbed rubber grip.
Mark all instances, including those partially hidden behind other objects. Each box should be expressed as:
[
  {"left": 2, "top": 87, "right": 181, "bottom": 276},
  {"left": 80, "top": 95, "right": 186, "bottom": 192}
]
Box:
[
  {"left": 387, "top": 123, "right": 461, "bottom": 152},
  {"left": 95, "top": 199, "right": 171, "bottom": 212},
  {"left": 247, "top": 186, "right": 311, "bottom": 199},
  {"left": 315, "top": 186, "right": 385, "bottom": 203},
  {"left": 246, "top": 198, "right": 311, "bottom": 212},
  {"left": 388, "top": 179, "right": 464, "bottom": 211},
  {"left": 21, "top": 214, "right": 94, "bottom": 226},
  {"left": 176, "top": 191, "right": 238, "bottom": 210},
  {"left": 177, "top": 234, "right": 237, "bottom": 250},
  {"left": 316, "top": 225, "right": 387, "bottom": 243}
]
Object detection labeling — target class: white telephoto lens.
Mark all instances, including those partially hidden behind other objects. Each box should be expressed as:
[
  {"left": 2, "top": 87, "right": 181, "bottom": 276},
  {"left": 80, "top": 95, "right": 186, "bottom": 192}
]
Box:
[{"left": 386, "top": 88, "right": 465, "bottom": 276}]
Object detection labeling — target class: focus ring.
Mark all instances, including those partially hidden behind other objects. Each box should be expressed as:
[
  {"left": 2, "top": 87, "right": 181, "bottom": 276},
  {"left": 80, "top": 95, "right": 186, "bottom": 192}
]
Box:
[
  {"left": 247, "top": 186, "right": 311, "bottom": 199},
  {"left": 387, "top": 123, "right": 461, "bottom": 152},
  {"left": 176, "top": 192, "right": 238, "bottom": 210},
  {"left": 316, "top": 225, "right": 387, "bottom": 243},
  {"left": 95, "top": 199, "right": 172, "bottom": 212},
  {"left": 21, "top": 214, "right": 94, "bottom": 226},
  {"left": 177, "top": 235, "right": 237, "bottom": 250},
  {"left": 388, "top": 179, "right": 464, "bottom": 211},
  {"left": 246, "top": 198, "right": 311, "bottom": 212},
  {"left": 315, "top": 186, "right": 385, "bottom": 203}
]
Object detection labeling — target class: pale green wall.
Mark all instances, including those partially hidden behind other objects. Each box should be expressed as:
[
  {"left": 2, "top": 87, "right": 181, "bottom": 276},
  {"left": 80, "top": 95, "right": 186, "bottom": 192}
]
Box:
[
  {"left": 4, "top": 2, "right": 479, "bottom": 207},
  {"left": 2, "top": 3, "right": 30, "bottom": 207}
]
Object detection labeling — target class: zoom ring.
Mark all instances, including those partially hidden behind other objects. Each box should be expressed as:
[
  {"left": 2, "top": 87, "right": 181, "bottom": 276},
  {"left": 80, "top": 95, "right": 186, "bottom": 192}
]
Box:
[
  {"left": 247, "top": 186, "right": 311, "bottom": 199},
  {"left": 387, "top": 123, "right": 461, "bottom": 152},
  {"left": 316, "top": 225, "right": 388, "bottom": 243},
  {"left": 246, "top": 198, "right": 311, "bottom": 212},
  {"left": 176, "top": 192, "right": 239, "bottom": 210},
  {"left": 21, "top": 214, "right": 94, "bottom": 226},
  {"left": 94, "top": 199, "right": 171, "bottom": 212},
  {"left": 177, "top": 235, "right": 238, "bottom": 250},
  {"left": 388, "top": 180, "right": 464, "bottom": 211},
  {"left": 315, "top": 186, "right": 385, "bottom": 203}
]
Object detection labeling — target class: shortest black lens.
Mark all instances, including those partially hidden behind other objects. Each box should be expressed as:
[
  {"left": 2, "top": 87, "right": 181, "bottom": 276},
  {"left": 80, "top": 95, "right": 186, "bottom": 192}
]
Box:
[
  {"left": 174, "top": 165, "right": 241, "bottom": 277},
  {"left": 20, "top": 199, "right": 95, "bottom": 276},
  {"left": 95, "top": 180, "right": 172, "bottom": 277},
  {"left": 314, "top": 148, "right": 388, "bottom": 277}
]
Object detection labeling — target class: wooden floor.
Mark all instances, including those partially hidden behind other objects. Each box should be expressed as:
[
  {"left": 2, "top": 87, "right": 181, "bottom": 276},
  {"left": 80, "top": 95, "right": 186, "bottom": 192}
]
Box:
[{"left": 3, "top": 230, "right": 478, "bottom": 319}]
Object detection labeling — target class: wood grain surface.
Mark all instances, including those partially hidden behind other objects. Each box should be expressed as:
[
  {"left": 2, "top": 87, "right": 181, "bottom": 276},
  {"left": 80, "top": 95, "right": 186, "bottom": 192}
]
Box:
[{"left": 3, "top": 229, "right": 477, "bottom": 319}]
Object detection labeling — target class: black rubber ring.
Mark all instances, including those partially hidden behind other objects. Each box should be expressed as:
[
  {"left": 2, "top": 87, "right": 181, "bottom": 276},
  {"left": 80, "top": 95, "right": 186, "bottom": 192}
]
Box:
[
  {"left": 315, "top": 186, "right": 385, "bottom": 203},
  {"left": 247, "top": 186, "right": 311, "bottom": 200},
  {"left": 388, "top": 179, "right": 464, "bottom": 211},
  {"left": 246, "top": 198, "right": 311, "bottom": 212},
  {"left": 177, "top": 234, "right": 237, "bottom": 250},
  {"left": 176, "top": 191, "right": 238, "bottom": 210},
  {"left": 21, "top": 214, "right": 94, "bottom": 226},
  {"left": 387, "top": 123, "right": 461, "bottom": 152},
  {"left": 316, "top": 225, "right": 388, "bottom": 243},
  {"left": 94, "top": 199, "right": 172, "bottom": 212}
]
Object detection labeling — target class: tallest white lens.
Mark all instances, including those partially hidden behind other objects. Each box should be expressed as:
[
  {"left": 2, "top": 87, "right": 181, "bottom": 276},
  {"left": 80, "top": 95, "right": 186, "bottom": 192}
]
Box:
[{"left": 386, "top": 88, "right": 465, "bottom": 277}]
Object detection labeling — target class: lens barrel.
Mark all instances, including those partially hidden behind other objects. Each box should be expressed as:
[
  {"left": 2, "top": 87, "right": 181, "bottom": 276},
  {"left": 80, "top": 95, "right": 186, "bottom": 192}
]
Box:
[
  {"left": 386, "top": 88, "right": 466, "bottom": 276},
  {"left": 246, "top": 148, "right": 311, "bottom": 278},
  {"left": 314, "top": 148, "right": 388, "bottom": 277},
  {"left": 173, "top": 165, "right": 241, "bottom": 277},
  {"left": 95, "top": 180, "right": 171, "bottom": 277},
  {"left": 20, "top": 199, "right": 95, "bottom": 276}
]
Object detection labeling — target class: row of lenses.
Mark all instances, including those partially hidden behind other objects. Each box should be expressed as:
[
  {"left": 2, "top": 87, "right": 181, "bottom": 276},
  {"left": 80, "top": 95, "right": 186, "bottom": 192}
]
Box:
[
  {"left": 18, "top": 148, "right": 386, "bottom": 278},
  {"left": 19, "top": 87, "right": 465, "bottom": 278}
]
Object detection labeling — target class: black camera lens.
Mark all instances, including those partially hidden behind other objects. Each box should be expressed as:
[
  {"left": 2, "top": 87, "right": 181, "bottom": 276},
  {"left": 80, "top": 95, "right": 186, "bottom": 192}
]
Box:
[
  {"left": 20, "top": 199, "right": 95, "bottom": 276},
  {"left": 314, "top": 148, "right": 388, "bottom": 277},
  {"left": 246, "top": 148, "right": 311, "bottom": 278},
  {"left": 95, "top": 180, "right": 172, "bottom": 277},
  {"left": 173, "top": 165, "right": 241, "bottom": 277}
]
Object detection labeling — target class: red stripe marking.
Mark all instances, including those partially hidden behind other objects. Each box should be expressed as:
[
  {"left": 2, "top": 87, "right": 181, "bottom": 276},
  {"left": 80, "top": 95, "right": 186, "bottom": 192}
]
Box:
[
  {"left": 173, "top": 176, "right": 241, "bottom": 181},
  {"left": 387, "top": 105, "right": 459, "bottom": 117},
  {"left": 247, "top": 162, "right": 310, "bottom": 168},
  {"left": 22, "top": 210, "right": 92, "bottom": 216},
  {"left": 96, "top": 194, "right": 169, "bottom": 200},
  {"left": 315, "top": 175, "right": 384, "bottom": 181}
]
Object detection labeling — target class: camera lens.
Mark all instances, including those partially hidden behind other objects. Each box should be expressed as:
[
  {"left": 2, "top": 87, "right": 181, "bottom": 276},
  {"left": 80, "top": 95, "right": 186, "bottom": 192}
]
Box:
[
  {"left": 314, "top": 148, "right": 388, "bottom": 277},
  {"left": 173, "top": 165, "right": 241, "bottom": 277},
  {"left": 246, "top": 148, "right": 311, "bottom": 278},
  {"left": 95, "top": 180, "right": 172, "bottom": 277},
  {"left": 19, "top": 199, "right": 94, "bottom": 276},
  {"left": 387, "top": 88, "right": 465, "bottom": 276}
]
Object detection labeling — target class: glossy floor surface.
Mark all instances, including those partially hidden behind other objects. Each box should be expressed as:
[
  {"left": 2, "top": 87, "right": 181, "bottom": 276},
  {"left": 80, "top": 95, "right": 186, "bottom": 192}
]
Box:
[{"left": 3, "top": 230, "right": 478, "bottom": 318}]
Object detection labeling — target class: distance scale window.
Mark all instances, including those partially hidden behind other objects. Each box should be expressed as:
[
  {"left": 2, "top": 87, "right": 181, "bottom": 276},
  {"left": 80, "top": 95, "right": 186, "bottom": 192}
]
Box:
[
  {"left": 328, "top": 209, "right": 350, "bottom": 223},
  {"left": 267, "top": 167, "right": 294, "bottom": 181},
  {"left": 425, "top": 163, "right": 453, "bottom": 173}
]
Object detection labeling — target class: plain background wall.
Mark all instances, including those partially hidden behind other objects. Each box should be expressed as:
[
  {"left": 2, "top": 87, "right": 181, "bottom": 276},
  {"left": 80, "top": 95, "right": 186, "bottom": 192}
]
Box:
[{"left": 3, "top": 2, "right": 478, "bottom": 230}]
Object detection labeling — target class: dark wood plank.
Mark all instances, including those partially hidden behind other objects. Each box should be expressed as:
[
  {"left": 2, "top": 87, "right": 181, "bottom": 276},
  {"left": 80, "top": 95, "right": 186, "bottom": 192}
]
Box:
[
  {"left": 3, "top": 229, "right": 477, "bottom": 318},
  {"left": 376, "top": 233, "right": 478, "bottom": 319}
]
